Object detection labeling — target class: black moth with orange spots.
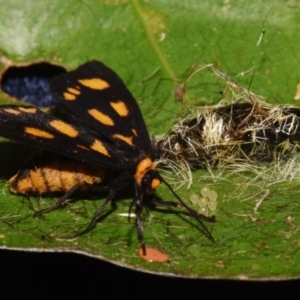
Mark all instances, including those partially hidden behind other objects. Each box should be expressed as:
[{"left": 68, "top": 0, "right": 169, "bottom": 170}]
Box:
[{"left": 0, "top": 61, "right": 214, "bottom": 254}]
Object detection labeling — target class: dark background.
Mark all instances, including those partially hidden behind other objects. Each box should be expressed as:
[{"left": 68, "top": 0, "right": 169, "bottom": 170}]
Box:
[{"left": 1, "top": 250, "right": 298, "bottom": 299}]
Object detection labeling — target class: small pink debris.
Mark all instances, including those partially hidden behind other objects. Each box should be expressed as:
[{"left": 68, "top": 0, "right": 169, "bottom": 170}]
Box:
[{"left": 137, "top": 247, "right": 169, "bottom": 263}]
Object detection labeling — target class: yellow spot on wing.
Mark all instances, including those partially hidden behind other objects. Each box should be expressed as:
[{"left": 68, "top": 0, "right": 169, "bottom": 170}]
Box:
[
  {"left": 3, "top": 108, "right": 20, "bottom": 115},
  {"left": 63, "top": 92, "right": 76, "bottom": 101},
  {"left": 88, "top": 109, "right": 114, "bottom": 126},
  {"left": 49, "top": 120, "right": 79, "bottom": 137},
  {"left": 19, "top": 107, "right": 37, "bottom": 113},
  {"left": 110, "top": 101, "right": 129, "bottom": 117},
  {"left": 24, "top": 127, "right": 54, "bottom": 139},
  {"left": 78, "top": 78, "right": 110, "bottom": 90},
  {"left": 113, "top": 134, "right": 133, "bottom": 146},
  {"left": 90, "top": 139, "right": 110, "bottom": 156}
]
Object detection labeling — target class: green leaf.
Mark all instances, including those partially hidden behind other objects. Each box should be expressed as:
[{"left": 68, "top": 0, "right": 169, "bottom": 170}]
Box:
[{"left": 0, "top": 0, "right": 300, "bottom": 280}]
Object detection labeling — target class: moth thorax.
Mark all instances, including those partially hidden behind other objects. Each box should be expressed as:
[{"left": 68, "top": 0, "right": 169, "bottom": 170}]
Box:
[{"left": 134, "top": 158, "right": 161, "bottom": 192}]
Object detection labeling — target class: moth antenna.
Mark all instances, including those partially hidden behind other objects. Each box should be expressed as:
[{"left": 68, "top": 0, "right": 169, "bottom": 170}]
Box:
[{"left": 161, "top": 177, "right": 215, "bottom": 243}]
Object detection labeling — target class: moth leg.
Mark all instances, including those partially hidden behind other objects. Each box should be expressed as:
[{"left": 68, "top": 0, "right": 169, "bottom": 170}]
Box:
[
  {"left": 149, "top": 197, "right": 178, "bottom": 209},
  {"left": 74, "top": 173, "right": 131, "bottom": 237},
  {"left": 135, "top": 186, "right": 146, "bottom": 255},
  {"left": 33, "top": 182, "right": 89, "bottom": 217},
  {"left": 156, "top": 178, "right": 215, "bottom": 243},
  {"left": 150, "top": 196, "right": 215, "bottom": 222},
  {"left": 74, "top": 188, "right": 117, "bottom": 237}
]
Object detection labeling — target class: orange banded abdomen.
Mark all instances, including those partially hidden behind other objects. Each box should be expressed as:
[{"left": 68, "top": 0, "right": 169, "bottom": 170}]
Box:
[{"left": 9, "top": 152, "right": 106, "bottom": 195}]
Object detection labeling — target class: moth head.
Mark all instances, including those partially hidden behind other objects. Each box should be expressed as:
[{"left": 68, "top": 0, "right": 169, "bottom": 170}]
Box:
[
  {"left": 141, "top": 169, "right": 161, "bottom": 194},
  {"left": 134, "top": 158, "right": 161, "bottom": 194}
]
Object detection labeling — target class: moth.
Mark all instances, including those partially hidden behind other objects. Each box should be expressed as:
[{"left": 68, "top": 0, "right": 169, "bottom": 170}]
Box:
[{"left": 0, "top": 61, "right": 214, "bottom": 254}]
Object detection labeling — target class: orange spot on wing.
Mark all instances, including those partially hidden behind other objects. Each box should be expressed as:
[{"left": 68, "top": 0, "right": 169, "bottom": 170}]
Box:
[
  {"left": 3, "top": 108, "right": 21, "bottom": 115},
  {"left": 24, "top": 127, "right": 54, "bottom": 139},
  {"left": 113, "top": 134, "right": 133, "bottom": 146},
  {"left": 78, "top": 78, "right": 110, "bottom": 90},
  {"left": 19, "top": 107, "right": 37, "bottom": 113},
  {"left": 63, "top": 87, "right": 81, "bottom": 101},
  {"left": 49, "top": 120, "right": 79, "bottom": 137},
  {"left": 110, "top": 100, "right": 129, "bottom": 117},
  {"left": 67, "top": 87, "right": 81, "bottom": 95},
  {"left": 90, "top": 139, "right": 110, "bottom": 156},
  {"left": 88, "top": 109, "right": 114, "bottom": 126},
  {"left": 63, "top": 92, "right": 76, "bottom": 101},
  {"left": 131, "top": 129, "right": 137, "bottom": 136},
  {"left": 76, "top": 144, "right": 90, "bottom": 151}
]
